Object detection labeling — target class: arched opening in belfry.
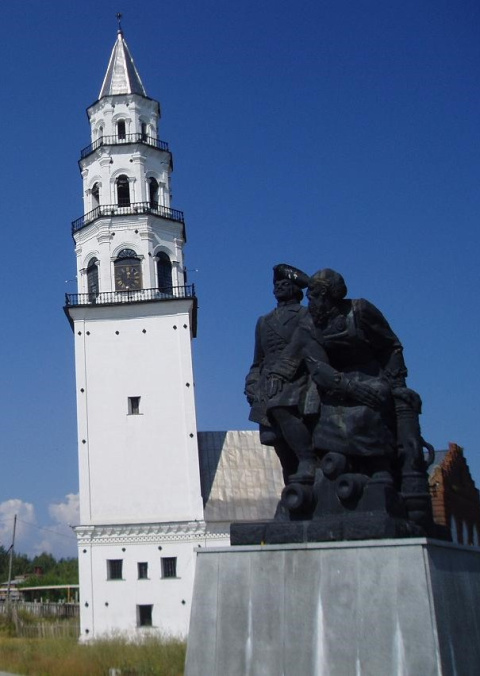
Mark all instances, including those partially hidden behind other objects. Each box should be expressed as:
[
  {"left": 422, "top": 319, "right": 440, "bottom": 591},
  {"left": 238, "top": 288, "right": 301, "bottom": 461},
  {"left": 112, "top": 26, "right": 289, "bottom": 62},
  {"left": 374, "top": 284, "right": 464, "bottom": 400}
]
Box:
[
  {"left": 87, "top": 258, "right": 99, "bottom": 297},
  {"left": 149, "top": 178, "right": 159, "bottom": 208},
  {"left": 117, "top": 175, "right": 130, "bottom": 207},
  {"left": 117, "top": 119, "right": 126, "bottom": 140},
  {"left": 157, "top": 252, "right": 173, "bottom": 292},
  {"left": 92, "top": 182, "right": 100, "bottom": 209}
]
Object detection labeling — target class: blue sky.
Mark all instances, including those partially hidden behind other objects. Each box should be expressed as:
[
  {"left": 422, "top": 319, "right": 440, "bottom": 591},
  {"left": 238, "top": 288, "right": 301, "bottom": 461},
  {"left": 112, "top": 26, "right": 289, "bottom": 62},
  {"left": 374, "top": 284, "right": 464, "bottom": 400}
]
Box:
[{"left": 0, "top": 0, "right": 478, "bottom": 556}]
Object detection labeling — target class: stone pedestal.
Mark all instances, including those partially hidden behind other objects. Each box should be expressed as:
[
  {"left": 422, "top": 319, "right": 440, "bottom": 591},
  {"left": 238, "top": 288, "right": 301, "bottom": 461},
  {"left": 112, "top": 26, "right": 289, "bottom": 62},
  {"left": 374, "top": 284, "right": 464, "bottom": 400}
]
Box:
[{"left": 185, "top": 539, "right": 480, "bottom": 676}]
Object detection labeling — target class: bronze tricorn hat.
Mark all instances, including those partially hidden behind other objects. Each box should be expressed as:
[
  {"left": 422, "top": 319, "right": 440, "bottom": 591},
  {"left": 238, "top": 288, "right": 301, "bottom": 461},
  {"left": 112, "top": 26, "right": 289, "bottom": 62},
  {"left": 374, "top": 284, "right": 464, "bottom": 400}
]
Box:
[{"left": 273, "top": 263, "right": 309, "bottom": 288}]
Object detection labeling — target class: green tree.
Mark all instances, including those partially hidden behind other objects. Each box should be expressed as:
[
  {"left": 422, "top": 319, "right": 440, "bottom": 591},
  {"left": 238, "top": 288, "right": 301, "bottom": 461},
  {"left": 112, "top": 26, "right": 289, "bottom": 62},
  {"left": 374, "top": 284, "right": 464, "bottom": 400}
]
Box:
[{"left": 31, "top": 552, "right": 57, "bottom": 575}]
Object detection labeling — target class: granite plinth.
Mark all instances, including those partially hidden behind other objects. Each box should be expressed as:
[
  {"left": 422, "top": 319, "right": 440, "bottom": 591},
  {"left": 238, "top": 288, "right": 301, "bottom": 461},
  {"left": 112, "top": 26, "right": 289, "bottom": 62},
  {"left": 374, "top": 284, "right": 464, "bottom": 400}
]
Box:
[
  {"left": 185, "top": 538, "right": 480, "bottom": 676},
  {"left": 230, "top": 512, "right": 422, "bottom": 545}
]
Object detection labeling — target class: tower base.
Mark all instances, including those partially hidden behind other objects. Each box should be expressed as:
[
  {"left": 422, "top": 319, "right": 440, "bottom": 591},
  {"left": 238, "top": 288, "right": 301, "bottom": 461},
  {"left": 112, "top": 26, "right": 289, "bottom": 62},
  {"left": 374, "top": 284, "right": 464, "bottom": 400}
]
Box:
[{"left": 185, "top": 539, "right": 480, "bottom": 676}]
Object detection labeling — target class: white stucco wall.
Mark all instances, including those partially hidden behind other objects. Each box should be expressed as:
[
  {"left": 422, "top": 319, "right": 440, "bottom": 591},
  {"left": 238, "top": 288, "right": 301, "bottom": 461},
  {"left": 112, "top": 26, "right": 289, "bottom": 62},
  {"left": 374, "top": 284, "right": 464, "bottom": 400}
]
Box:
[
  {"left": 70, "top": 300, "right": 203, "bottom": 526},
  {"left": 81, "top": 144, "right": 172, "bottom": 212},
  {"left": 76, "top": 527, "right": 223, "bottom": 640},
  {"left": 74, "top": 215, "right": 184, "bottom": 294},
  {"left": 88, "top": 95, "right": 159, "bottom": 141}
]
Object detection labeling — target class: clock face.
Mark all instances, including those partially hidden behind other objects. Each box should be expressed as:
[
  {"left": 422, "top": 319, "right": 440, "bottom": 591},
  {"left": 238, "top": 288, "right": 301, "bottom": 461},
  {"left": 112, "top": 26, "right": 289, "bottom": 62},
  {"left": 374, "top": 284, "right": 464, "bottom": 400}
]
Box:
[{"left": 115, "top": 263, "right": 142, "bottom": 290}]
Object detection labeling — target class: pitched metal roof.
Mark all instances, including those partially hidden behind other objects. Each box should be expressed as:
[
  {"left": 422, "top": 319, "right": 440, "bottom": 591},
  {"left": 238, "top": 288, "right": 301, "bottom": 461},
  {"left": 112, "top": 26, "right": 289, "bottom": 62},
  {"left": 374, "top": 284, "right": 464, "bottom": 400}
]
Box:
[
  {"left": 99, "top": 30, "right": 147, "bottom": 98},
  {"left": 198, "top": 434, "right": 452, "bottom": 522},
  {"left": 198, "top": 430, "right": 284, "bottom": 523}
]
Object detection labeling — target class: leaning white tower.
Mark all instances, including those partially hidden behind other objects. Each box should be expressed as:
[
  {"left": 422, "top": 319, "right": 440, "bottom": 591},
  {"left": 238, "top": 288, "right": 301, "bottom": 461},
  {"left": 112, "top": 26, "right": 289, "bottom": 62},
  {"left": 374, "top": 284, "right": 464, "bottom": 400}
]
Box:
[{"left": 65, "top": 25, "right": 206, "bottom": 640}]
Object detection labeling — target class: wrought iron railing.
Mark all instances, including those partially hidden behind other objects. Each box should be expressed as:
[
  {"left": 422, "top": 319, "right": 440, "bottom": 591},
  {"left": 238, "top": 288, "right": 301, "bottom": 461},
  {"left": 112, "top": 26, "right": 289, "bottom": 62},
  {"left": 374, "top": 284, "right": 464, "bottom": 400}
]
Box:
[
  {"left": 80, "top": 133, "right": 169, "bottom": 159},
  {"left": 65, "top": 285, "right": 195, "bottom": 307},
  {"left": 71, "top": 202, "right": 184, "bottom": 234}
]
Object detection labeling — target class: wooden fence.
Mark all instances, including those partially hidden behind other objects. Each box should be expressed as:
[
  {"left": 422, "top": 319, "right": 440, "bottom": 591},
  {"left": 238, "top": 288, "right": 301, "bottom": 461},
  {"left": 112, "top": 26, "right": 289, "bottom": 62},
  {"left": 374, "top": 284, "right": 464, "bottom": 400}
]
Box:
[
  {"left": 0, "top": 601, "right": 79, "bottom": 618},
  {"left": 0, "top": 604, "right": 80, "bottom": 639},
  {"left": 15, "top": 619, "right": 80, "bottom": 639}
]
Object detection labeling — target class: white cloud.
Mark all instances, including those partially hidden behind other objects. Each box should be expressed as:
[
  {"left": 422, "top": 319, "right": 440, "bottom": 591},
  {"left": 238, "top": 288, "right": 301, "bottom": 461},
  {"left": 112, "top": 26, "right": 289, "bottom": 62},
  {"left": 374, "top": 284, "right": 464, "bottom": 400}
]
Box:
[
  {"left": 49, "top": 493, "right": 79, "bottom": 526},
  {"left": 38, "top": 493, "right": 80, "bottom": 557},
  {"left": 0, "top": 498, "right": 37, "bottom": 554},
  {"left": 0, "top": 495, "right": 79, "bottom": 559}
]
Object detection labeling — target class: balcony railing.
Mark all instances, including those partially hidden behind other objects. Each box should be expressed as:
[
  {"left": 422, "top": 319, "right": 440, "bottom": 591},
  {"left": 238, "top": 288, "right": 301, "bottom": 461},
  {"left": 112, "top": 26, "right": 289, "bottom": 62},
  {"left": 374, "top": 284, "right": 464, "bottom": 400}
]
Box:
[
  {"left": 80, "top": 133, "right": 169, "bottom": 159},
  {"left": 65, "top": 285, "right": 195, "bottom": 307},
  {"left": 72, "top": 202, "right": 185, "bottom": 234}
]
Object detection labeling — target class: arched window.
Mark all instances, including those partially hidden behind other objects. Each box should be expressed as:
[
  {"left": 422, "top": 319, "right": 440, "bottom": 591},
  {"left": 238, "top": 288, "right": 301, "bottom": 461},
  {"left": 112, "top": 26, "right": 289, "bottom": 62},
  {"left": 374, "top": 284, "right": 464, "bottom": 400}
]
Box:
[
  {"left": 463, "top": 521, "right": 470, "bottom": 546},
  {"left": 450, "top": 516, "right": 459, "bottom": 544},
  {"left": 92, "top": 182, "right": 100, "bottom": 209},
  {"left": 87, "top": 258, "right": 99, "bottom": 298},
  {"left": 114, "top": 249, "right": 142, "bottom": 291},
  {"left": 141, "top": 122, "right": 148, "bottom": 142},
  {"left": 117, "top": 119, "right": 126, "bottom": 140},
  {"left": 117, "top": 175, "right": 130, "bottom": 207},
  {"left": 157, "top": 252, "right": 172, "bottom": 292},
  {"left": 149, "top": 178, "right": 159, "bottom": 208}
]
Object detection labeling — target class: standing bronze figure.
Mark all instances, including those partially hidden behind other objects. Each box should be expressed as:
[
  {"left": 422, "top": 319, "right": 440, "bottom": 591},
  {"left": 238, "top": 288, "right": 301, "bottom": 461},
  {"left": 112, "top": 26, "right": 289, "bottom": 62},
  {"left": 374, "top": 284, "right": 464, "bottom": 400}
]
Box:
[{"left": 245, "top": 264, "right": 318, "bottom": 484}]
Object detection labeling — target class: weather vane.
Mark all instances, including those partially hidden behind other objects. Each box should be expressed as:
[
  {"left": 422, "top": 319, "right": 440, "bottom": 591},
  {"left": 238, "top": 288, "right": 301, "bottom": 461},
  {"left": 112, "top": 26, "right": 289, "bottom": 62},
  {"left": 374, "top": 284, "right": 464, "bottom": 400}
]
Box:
[{"left": 116, "top": 12, "right": 123, "bottom": 34}]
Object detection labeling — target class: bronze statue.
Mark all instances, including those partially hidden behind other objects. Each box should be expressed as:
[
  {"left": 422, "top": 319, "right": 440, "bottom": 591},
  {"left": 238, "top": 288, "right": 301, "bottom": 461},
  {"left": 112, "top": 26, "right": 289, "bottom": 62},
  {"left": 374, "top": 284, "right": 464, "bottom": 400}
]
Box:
[{"left": 235, "top": 266, "right": 435, "bottom": 544}]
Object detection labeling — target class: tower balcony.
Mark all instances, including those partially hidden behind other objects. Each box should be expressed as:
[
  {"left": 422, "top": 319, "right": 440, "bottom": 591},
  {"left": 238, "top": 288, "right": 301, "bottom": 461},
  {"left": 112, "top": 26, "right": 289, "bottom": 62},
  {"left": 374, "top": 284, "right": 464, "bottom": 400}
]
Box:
[
  {"left": 80, "top": 133, "right": 170, "bottom": 160},
  {"left": 65, "top": 285, "right": 197, "bottom": 335},
  {"left": 65, "top": 284, "right": 195, "bottom": 307},
  {"left": 71, "top": 202, "right": 185, "bottom": 236}
]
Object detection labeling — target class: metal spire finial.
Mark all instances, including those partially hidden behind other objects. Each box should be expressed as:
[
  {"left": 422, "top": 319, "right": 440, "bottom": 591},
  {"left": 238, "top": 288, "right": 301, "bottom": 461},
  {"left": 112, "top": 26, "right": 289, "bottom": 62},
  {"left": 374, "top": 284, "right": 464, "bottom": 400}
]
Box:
[{"left": 116, "top": 12, "right": 123, "bottom": 35}]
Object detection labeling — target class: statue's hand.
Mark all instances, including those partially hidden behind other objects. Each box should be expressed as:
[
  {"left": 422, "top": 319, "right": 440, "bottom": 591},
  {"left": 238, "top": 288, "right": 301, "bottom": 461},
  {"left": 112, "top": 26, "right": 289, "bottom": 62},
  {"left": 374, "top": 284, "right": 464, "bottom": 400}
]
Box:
[
  {"left": 244, "top": 374, "right": 258, "bottom": 405},
  {"left": 244, "top": 384, "right": 256, "bottom": 405},
  {"left": 345, "top": 379, "right": 383, "bottom": 410},
  {"left": 267, "top": 374, "right": 284, "bottom": 398}
]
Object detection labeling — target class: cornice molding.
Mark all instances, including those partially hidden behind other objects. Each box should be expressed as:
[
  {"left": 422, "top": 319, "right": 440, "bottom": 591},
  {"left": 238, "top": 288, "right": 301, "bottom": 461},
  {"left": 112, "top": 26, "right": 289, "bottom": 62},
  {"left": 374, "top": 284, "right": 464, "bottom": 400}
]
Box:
[{"left": 74, "top": 520, "right": 211, "bottom": 545}]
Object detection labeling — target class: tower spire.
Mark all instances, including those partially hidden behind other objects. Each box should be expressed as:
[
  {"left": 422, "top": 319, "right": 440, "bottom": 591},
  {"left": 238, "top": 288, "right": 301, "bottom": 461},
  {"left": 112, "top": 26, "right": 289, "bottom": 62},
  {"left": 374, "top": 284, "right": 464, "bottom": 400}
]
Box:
[{"left": 99, "top": 20, "right": 146, "bottom": 98}]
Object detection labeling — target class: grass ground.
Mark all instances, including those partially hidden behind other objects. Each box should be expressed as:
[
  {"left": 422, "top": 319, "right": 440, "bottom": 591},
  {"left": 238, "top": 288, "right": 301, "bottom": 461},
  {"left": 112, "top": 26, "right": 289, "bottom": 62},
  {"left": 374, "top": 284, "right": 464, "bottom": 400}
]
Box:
[{"left": 0, "top": 634, "right": 186, "bottom": 676}]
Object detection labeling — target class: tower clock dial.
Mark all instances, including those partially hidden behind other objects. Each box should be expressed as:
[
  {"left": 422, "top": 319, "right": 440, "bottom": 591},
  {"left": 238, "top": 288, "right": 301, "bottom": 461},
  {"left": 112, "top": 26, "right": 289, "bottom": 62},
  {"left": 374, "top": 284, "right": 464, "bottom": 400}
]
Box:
[{"left": 115, "top": 263, "right": 142, "bottom": 290}]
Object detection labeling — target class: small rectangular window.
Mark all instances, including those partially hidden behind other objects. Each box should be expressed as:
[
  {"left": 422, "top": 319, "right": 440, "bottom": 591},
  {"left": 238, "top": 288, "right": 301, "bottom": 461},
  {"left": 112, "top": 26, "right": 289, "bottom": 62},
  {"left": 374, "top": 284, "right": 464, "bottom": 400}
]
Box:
[
  {"left": 128, "top": 396, "right": 141, "bottom": 415},
  {"left": 161, "top": 557, "right": 177, "bottom": 578},
  {"left": 137, "top": 604, "right": 153, "bottom": 627},
  {"left": 107, "top": 559, "right": 123, "bottom": 580},
  {"left": 138, "top": 562, "right": 148, "bottom": 580}
]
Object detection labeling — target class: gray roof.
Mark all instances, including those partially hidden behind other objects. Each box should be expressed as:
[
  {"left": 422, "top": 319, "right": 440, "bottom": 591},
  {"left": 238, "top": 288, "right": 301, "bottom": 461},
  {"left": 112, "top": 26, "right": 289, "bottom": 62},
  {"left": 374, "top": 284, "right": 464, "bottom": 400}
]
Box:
[
  {"left": 99, "top": 30, "right": 147, "bottom": 98},
  {"left": 198, "top": 431, "right": 284, "bottom": 523},
  {"left": 197, "top": 435, "right": 450, "bottom": 522}
]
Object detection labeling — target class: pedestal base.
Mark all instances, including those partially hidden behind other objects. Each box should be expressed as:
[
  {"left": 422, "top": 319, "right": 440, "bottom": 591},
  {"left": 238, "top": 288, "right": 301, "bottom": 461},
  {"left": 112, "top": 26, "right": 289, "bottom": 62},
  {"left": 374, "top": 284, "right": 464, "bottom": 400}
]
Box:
[
  {"left": 230, "top": 512, "right": 422, "bottom": 544},
  {"left": 185, "top": 539, "right": 480, "bottom": 676}
]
